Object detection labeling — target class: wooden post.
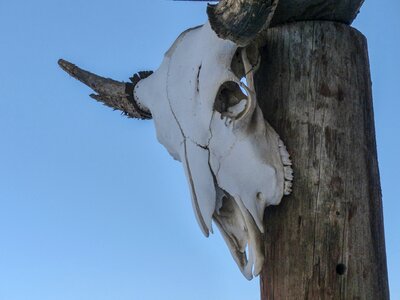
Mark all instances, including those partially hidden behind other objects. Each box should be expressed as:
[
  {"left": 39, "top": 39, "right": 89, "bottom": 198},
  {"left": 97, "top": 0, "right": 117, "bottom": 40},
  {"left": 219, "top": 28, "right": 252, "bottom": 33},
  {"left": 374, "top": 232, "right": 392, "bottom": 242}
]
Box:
[{"left": 255, "top": 21, "right": 389, "bottom": 299}]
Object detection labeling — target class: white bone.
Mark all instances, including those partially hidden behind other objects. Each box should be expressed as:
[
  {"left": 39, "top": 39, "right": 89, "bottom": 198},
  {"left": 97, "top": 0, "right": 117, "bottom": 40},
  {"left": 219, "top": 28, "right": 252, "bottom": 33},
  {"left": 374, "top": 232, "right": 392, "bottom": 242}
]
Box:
[
  {"left": 182, "top": 140, "right": 216, "bottom": 235},
  {"left": 134, "top": 21, "right": 292, "bottom": 279}
]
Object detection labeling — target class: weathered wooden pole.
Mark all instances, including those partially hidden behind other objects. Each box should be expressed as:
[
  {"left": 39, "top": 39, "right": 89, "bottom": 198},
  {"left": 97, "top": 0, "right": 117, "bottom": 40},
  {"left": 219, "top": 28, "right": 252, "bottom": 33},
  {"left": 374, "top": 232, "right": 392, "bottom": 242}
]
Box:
[{"left": 255, "top": 21, "right": 389, "bottom": 299}]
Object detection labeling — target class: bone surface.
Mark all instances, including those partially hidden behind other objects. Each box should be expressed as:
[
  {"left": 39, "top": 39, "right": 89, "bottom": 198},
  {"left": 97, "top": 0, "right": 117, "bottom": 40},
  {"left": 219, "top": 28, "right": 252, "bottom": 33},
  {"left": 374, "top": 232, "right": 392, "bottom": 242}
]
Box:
[
  {"left": 134, "top": 22, "right": 292, "bottom": 280},
  {"left": 59, "top": 21, "right": 292, "bottom": 280}
]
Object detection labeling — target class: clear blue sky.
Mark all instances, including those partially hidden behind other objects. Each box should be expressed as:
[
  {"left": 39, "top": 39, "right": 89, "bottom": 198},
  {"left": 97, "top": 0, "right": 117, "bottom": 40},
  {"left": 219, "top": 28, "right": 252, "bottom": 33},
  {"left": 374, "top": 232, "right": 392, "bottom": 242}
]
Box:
[{"left": 0, "top": 1, "right": 398, "bottom": 299}]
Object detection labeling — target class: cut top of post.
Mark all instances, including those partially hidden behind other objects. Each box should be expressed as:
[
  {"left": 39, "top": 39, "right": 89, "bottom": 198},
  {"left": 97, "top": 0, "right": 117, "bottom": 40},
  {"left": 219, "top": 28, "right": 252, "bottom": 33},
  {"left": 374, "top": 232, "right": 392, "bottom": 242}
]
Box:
[{"left": 271, "top": 0, "right": 365, "bottom": 26}]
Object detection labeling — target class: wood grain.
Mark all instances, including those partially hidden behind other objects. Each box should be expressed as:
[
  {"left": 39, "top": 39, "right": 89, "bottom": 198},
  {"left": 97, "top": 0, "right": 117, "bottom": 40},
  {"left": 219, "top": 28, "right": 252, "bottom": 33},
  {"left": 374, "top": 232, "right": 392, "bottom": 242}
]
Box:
[
  {"left": 271, "top": 0, "right": 364, "bottom": 26},
  {"left": 255, "top": 21, "right": 389, "bottom": 299}
]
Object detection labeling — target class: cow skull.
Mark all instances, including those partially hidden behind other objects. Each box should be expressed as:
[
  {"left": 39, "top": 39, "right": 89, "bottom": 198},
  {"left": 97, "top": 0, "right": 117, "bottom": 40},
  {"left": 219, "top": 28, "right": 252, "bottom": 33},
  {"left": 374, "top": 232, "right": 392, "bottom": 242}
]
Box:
[{"left": 59, "top": 21, "right": 292, "bottom": 280}]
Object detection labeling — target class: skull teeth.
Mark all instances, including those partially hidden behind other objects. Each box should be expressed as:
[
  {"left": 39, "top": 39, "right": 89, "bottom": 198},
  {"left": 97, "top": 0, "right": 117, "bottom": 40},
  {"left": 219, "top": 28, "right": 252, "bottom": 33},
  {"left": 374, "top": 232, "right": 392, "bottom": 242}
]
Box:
[
  {"left": 284, "top": 166, "right": 294, "bottom": 181},
  {"left": 284, "top": 181, "right": 293, "bottom": 195},
  {"left": 278, "top": 138, "right": 293, "bottom": 195},
  {"left": 278, "top": 139, "right": 292, "bottom": 166}
]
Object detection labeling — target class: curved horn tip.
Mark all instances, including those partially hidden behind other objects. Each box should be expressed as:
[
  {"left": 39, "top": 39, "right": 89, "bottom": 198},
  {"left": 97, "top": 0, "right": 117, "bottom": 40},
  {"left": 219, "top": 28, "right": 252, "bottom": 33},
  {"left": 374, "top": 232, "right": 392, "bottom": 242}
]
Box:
[{"left": 58, "top": 58, "right": 75, "bottom": 74}]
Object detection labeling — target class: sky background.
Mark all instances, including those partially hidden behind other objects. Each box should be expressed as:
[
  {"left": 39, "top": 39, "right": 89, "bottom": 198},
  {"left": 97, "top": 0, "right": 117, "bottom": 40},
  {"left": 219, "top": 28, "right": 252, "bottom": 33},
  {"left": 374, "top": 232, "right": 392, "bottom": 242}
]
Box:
[{"left": 0, "top": 1, "right": 398, "bottom": 299}]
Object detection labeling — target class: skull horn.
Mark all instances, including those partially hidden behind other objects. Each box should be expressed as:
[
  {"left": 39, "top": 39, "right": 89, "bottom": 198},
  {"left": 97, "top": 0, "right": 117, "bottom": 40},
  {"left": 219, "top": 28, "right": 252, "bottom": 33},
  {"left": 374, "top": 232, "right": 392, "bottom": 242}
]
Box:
[
  {"left": 207, "top": 0, "right": 279, "bottom": 46},
  {"left": 58, "top": 59, "right": 152, "bottom": 119}
]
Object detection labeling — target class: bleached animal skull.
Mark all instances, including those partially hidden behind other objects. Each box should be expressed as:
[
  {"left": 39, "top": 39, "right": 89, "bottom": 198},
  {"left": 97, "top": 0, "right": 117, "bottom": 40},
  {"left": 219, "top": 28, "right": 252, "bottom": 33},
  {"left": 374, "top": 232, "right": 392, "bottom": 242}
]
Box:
[{"left": 59, "top": 21, "right": 292, "bottom": 280}]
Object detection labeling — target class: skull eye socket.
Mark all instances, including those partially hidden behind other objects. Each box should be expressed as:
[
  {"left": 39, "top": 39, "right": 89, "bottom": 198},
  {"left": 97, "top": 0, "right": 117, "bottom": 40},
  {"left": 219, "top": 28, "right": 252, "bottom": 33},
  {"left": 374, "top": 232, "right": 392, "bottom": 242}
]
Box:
[{"left": 214, "top": 81, "right": 248, "bottom": 118}]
